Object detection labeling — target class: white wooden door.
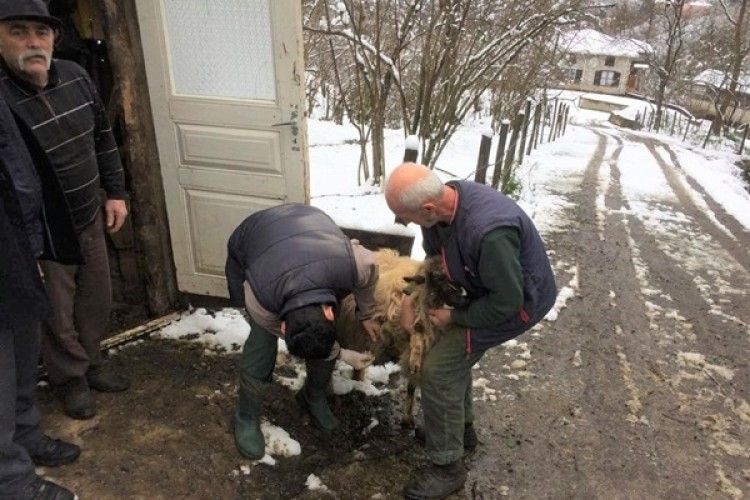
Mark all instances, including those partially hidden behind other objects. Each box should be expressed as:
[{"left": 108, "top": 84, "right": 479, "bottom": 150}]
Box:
[{"left": 135, "top": 0, "right": 308, "bottom": 297}]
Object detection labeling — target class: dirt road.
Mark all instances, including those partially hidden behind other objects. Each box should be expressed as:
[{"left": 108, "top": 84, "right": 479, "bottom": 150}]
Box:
[{"left": 36, "top": 127, "right": 750, "bottom": 499}]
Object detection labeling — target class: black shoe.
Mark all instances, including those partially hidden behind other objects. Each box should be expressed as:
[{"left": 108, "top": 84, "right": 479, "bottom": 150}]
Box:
[
  {"left": 403, "top": 460, "right": 467, "bottom": 499},
  {"left": 56, "top": 376, "right": 96, "bottom": 419},
  {"left": 21, "top": 477, "right": 78, "bottom": 500},
  {"left": 28, "top": 435, "right": 81, "bottom": 467},
  {"left": 86, "top": 365, "right": 130, "bottom": 392},
  {"left": 414, "top": 423, "right": 477, "bottom": 451}
]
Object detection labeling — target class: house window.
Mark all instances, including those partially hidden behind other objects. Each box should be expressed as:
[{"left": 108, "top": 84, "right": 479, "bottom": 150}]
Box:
[
  {"left": 562, "top": 68, "right": 583, "bottom": 84},
  {"left": 605, "top": 56, "right": 616, "bottom": 67},
  {"left": 594, "top": 70, "right": 620, "bottom": 87}
]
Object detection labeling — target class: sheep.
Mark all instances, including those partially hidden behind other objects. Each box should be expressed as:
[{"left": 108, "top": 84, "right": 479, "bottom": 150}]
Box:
[{"left": 335, "top": 248, "right": 468, "bottom": 427}]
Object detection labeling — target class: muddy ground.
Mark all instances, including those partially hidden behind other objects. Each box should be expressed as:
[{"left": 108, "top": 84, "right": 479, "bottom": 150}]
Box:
[{"left": 36, "top": 128, "right": 750, "bottom": 499}]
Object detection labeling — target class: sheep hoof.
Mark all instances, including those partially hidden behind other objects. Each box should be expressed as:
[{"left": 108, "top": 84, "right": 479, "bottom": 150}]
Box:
[{"left": 401, "top": 416, "right": 415, "bottom": 428}]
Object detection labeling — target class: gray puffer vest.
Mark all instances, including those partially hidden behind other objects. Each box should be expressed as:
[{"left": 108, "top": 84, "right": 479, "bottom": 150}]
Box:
[
  {"left": 225, "top": 204, "right": 356, "bottom": 317},
  {"left": 422, "top": 181, "right": 557, "bottom": 352}
]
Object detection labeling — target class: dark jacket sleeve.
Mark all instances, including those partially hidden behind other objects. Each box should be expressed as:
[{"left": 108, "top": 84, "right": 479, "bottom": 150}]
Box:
[
  {"left": 450, "top": 227, "right": 524, "bottom": 328},
  {"left": 10, "top": 111, "right": 82, "bottom": 265},
  {"left": 0, "top": 102, "right": 53, "bottom": 326},
  {"left": 81, "top": 67, "right": 126, "bottom": 198}
]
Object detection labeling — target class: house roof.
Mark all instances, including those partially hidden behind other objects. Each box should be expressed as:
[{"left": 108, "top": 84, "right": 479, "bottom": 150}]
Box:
[
  {"left": 560, "top": 29, "right": 651, "bottom": 58},
  {"left": 693, "top": 69, "right": 750, "bottom": 94}
]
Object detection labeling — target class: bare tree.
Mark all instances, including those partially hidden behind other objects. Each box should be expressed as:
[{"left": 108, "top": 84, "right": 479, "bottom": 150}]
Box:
[
  {"left": 710, "top": 0, "right": 750, "bottom": 134},
  {"left": 643, "top": 0, "right": 687, "bottom": 132},
  {"left": 305, "top": 0, "right": 600, "bottom": 183}
]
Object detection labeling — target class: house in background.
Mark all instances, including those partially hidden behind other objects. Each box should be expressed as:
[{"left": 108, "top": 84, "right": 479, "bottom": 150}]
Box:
[
  {"left": 688, "top": 69, "right": 750, "bottom": 126},
  {"left": 553, "top": 29, "right": 651, "bottom": 96}
]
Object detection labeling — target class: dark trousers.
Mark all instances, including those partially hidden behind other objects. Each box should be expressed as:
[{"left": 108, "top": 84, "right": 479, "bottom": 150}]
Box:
[
  {"left": 39, "top": 213, "right": 112, "bottom": 385},
  {"left": 421, "top": 324, "right": 486, "bottom": 465},
  {"left": 0, "top": 320, "right": 43, "bottom": 497},
  {"left": 239, "top": 316, "right": 279, "bottom": 383}
]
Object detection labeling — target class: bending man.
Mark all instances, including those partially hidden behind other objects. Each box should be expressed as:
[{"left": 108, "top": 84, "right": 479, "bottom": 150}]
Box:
[
  {"left": 385, "top": 163, "right": 557, "bottom": 499},
  {"left": 225, "top": 204, "right": 379, "bottom": 460}
]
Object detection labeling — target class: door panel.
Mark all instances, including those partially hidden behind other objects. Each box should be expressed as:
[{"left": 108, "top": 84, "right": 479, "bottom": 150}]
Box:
[{"left": 135, "top": 0, "right": 308, "bottom": 297}]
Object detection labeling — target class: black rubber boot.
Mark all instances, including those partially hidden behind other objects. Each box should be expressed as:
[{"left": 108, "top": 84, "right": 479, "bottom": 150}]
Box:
[
  {"left": 402, "top": 460, "right": 467, "bottom": 499},
  {"left": 414, "top": 423, "right": 478, "bottom": 451},
  {"left": 234, "top": 375, "right": 268, "bottom": 460},
  {"left": 295, "top": 358, "right": 339, "bottom": 433}
]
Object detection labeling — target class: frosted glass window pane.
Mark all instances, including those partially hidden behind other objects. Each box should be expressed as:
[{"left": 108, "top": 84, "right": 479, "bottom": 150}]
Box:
[{"left": 163, "top": 0, "right": 276, "bottom": 101}]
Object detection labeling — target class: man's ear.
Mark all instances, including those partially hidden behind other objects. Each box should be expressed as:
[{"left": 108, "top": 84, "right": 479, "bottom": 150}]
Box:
[
  {"left": 322, "top": 304, "right": 335, "bottom": 321},
  {"left": 422, "top": 202, "right": 436, "bottom": 214}
]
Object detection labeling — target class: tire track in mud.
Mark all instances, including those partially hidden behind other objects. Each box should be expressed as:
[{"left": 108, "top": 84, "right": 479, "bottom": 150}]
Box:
[
  {"left": 632, "top": 136, "right": 750, "bottom": 275},
  {"left": 466, "top": 128, "right": 750, "bottom": 499},
  {"left": 604, "top": 134, "right": 750, "bottom": 498},
  {"left": 567, "top": 131, "right": 716, "bottom": 498},
  {"left": 661, "top": 145, "right": 750, "bottom": 242},
  {"left": 485, "top": 131, "right": 708, "bottom": 499}
]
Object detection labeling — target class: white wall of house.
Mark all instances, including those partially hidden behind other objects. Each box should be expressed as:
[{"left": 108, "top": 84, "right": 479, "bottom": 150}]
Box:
[{"left": 557, "top": 54, "right": 641, "bottom": 95}]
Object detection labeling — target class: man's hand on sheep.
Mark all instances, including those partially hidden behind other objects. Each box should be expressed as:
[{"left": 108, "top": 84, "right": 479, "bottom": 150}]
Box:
[
  {"left": 361, "top": 318, "right": 380, "bottom": 341},
  {"left": 428, "top": 308, "right": 452, "bottom": 328},
  {"left": 339, "top": 349, "right": 375, "bottom": 370}
]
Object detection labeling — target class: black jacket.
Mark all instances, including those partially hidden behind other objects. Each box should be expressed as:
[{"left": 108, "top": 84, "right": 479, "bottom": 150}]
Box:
[
  {"left": 225, "top": 204, "right": 357, "bottom": 317},
  {"left": 0, "top": 97, "right": 81, "bottom": 327},
  {"left": 0, "top": 58, "right": 125, "bottom": 232}
]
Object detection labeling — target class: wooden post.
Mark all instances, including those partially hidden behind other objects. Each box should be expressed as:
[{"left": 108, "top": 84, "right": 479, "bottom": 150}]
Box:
[
  {"left": 491, "top": 120, "right": 510, "bottom": 190},
  {"left": 502, "top": 112, "right": 524, "bottom": 193},
  {"left": 554, "top": 104, "right": 564, "bottom": 140},
  {"left": 530, "top": 102, "right": 542, "bottom": 153},
  {"left": 102, "top": 0, "right": 181, "bottom": 315},
  {"left": 682, "top": 118, "right": 691, "bottom": 141},
  {"left": 562, "top": 104, "right": 569, "bottom": 135},
  {"left": 669, "top": 112, "right": 677, "bottom": 135},
  {"left": 518, "top": 99, "right": 532, "bottom": 165},
  {"left": 739, "top": 124, "right": 748, "bottom": 155},
  {"left": 538, "top": 98, "right": 547, "bottom": 145},
  {"left": 548, "top": 99, "right": 558, "bottom": 142},
  {"left": 404, "top": 134, "right": 419, "bottom": 163},
  {"left": 473, "top": 131, "right": 493, "bottom": 184}
]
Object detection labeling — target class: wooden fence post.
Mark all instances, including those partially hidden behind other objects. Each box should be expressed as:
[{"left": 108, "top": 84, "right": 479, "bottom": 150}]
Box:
[
  {"left": 739, "top": 124, "right": 748, "bottom": 155},
  {"left": 502, "top": 112, "right": 525, "bottom": 192},
  {"left": 682, "top": 118, "right": 691, "bottom": 142},
  {"left": 403, "top": 134, "right": 419, "bottom": 163},
  {"left": 530, "top": 102, "right": 542, "bottom": 153},
  {"left": 518, "top": 100, "right": 532, "bottom": 165},
  {"left": 473, "top": 130, "right": 493, "bottom": 184},
  {"left": 548, "top": 99, "right": 558, "bottom": 142},
  {"left": 562, "top": 104, "right": 569, "bottom": 136},
  {"left": 492, "top": 120, "right": 510, "bottom": 190}
]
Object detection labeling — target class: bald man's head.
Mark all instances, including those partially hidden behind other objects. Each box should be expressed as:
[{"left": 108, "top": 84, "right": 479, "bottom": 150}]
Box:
[
  {"left": 385, "top": 163, "right": 442, "bottom": 212},
  {"left": 384, "top": 163, "right": 445, "bottom": 227}
]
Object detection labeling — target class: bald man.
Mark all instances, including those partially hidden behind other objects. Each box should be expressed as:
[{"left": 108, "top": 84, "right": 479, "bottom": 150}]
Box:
[{"left": 385, "top": 163, "right": 557, "bottom": 499}]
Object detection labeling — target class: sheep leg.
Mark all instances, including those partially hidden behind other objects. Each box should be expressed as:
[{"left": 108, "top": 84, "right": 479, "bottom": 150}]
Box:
[{"left": 402, "top": 378, "right": 417, "bottom": 428}]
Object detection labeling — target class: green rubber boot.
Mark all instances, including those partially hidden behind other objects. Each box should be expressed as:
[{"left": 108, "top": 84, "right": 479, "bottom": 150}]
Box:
[
  {"left": 296, "top": 358, "right": 339, "bottom": 433},
  {"left": 234, "top": 375, "right": 268, "bottom": 459}
]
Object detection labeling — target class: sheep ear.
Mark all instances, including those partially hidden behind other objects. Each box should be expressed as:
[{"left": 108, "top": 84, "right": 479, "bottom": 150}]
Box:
[{"left": 403, "top": 275, "right": 426, "bottom": 284}]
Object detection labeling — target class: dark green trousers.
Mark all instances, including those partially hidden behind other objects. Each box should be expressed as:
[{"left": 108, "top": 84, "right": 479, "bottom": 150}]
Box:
[
  {"left": 421, "top": 324, "right": 486, "bottom": 465},
  {"left": 239, "top": 316, "right": 278, "bottom": 382}
]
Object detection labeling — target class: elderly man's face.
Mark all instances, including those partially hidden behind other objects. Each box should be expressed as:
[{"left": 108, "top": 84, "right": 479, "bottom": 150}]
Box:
[{"left": 0, "top": 20, "right": 55, "bottom": 86}]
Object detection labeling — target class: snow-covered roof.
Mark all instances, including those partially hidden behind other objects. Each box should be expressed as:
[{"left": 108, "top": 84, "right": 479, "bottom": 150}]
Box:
[
  {"left": 693, "top": 69, "right": 750, "bottom": 94},
  {"left": 559, "top": 29, "right": 651, "bottom": 58}
]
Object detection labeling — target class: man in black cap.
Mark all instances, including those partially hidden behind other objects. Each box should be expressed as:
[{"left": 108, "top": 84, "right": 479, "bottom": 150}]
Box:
[
  {"left": 226, "top": 204, "right": 379, "bottom": 460},
  {"left": 0, "top": 91, "right": 80, "bottom": 499},
  {"left": 0, "top": 0, "right": 130, "bottom": 420}
]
